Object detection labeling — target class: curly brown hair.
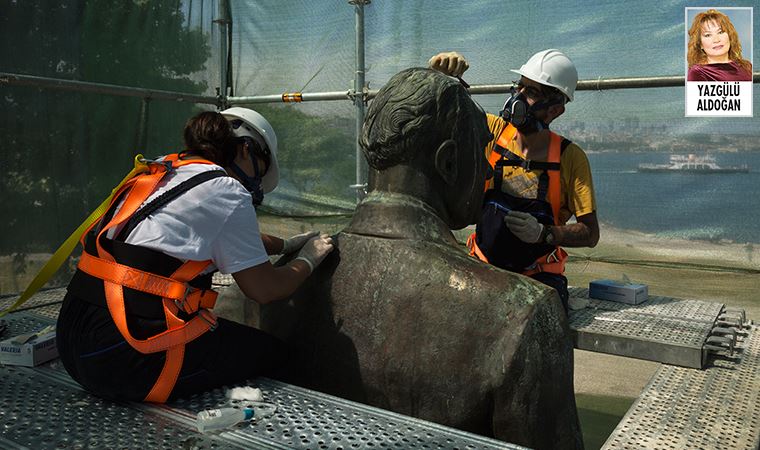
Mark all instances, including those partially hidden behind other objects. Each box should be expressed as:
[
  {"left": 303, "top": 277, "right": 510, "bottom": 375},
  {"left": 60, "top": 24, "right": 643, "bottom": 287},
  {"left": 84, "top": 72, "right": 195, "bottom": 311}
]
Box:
[
  {"left": 687, "top": 9, "right": 752, "bottom": 74},
  {"left": 182, "top": 111, "right": 238, "bottom": 167}
]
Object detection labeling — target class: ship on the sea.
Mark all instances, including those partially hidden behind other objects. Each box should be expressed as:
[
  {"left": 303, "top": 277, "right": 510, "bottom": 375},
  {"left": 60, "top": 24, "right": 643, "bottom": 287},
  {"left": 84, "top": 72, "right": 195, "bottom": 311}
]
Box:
[{"left": 638, "top": 154, "right": 750, "bottom": 174}]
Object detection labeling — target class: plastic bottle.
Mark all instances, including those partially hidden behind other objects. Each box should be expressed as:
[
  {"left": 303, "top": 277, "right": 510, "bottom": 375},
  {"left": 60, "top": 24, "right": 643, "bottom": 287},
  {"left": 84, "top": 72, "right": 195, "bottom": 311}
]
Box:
[{"left": 196, "top": 407, "right": 253, "bottom": 433}]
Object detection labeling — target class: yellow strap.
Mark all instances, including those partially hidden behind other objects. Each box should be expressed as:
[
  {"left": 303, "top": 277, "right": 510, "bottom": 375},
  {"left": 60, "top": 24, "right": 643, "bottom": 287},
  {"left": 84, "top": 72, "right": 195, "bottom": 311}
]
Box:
[{"left": 0, "top": 155, "right": 149, "bottom": 317}]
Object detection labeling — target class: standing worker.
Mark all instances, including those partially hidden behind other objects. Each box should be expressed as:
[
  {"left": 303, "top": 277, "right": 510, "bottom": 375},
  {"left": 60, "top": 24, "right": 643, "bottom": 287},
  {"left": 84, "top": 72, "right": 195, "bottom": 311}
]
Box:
[
  {"left": 57, "top": 108, "right": 334, "bottom": 402},
  {"left": 429, "top": 50, "right": 599, "bottom": 312}
]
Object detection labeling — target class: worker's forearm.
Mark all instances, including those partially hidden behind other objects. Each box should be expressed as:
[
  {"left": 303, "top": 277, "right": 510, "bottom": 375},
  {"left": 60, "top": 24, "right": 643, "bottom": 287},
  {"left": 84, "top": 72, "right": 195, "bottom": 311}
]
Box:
[
  {"left": 551, "top": 222, "right": 598, "bottom": 248},
  {"left": 254, "top": 259, "right": 311, "bottom": 304},
  {"left": 261, "top": 234, "right": 285, "bottom": 255},
  {"left": 233, "top": 258, "right": 312, "bottom": 305}
]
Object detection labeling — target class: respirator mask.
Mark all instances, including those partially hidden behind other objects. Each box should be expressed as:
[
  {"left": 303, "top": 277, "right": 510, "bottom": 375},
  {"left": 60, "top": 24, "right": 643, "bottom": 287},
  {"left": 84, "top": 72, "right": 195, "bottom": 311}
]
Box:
[
  {"left": 499, "top": 86, "right": 559, "bottom": 135},
  {"left": 228, "top": 135, "right": 270, "bottom": 207}
]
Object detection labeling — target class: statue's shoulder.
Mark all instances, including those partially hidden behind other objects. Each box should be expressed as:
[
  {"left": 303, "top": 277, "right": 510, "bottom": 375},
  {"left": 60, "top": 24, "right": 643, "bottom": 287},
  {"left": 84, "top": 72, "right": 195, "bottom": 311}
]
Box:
[{"left": 335, "top": 232, "right": 551, "bottom": 310}]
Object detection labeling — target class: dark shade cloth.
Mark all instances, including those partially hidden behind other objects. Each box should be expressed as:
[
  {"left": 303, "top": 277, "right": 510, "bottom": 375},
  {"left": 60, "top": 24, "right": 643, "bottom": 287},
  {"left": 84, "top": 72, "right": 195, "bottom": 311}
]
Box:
[{"left": 687, "top": 61, "right": 752, "bottom": 81}]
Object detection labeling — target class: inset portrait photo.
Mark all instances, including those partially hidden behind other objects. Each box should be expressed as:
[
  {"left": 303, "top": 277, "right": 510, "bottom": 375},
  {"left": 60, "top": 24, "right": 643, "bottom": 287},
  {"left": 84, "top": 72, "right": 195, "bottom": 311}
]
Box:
[{"left": 685, "top": 7, "right": 753, "bottom": 117}]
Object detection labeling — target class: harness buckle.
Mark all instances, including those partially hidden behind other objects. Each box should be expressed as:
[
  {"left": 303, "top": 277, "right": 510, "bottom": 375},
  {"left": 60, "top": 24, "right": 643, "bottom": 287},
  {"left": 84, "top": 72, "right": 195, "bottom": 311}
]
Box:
[
  {"left": 545, "top": 248, "right": 561, "bottom": 264},
  {"left": 143, "top": 157, "right": 175, "bottom": 175},
  {"left": 157, "top": 160, "right": 175, "bottom": 174},
  {"left": 199, "top": 310, "right": 218, "bottom": 331},
  {"left": 523, "top": 159, "right": 532, "bottom": 171},
  {"left": 174, "top": 284, "right": 194, "bottom": 313}
]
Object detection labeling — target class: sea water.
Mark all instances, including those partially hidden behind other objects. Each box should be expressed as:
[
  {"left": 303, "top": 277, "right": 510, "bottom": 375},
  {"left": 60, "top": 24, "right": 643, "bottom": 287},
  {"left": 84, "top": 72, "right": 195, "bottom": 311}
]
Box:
[{"left": 588, "top": 151, "right": 760, "bottom": 245}]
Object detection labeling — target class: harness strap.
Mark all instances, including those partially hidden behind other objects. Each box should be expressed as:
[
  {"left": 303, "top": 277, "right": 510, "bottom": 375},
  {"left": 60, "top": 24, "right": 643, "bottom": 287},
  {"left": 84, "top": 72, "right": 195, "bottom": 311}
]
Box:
[
  {"left": 488, "top": 125, "right": 517, "bottom": 192},
  {"left": 498, "top": 159, "right": 561, "bottom": 171},
  {"left": 78, "top": 251, "right": 189, "bottom": 299},
  {"left": 77, "top": 252, "right": 218, "bottom": 311},
  {"left": 523, "top": 247, "right": 568, "bottom": 277},
  {"left": 76, "top": 154, "right": 222, "bottom": 403},
  {"left": 546, "top": 132, "right": 562, "bottom": 225},
  {"left": 466, "top": 233, "right": 489, "bottom": 263},
  {"left": 95, "top": 170, "right": 167, "bottom": 262},
  {"left": 143, "top": 259, "right": 216, "bottom": 403},
  {"left": 117, "top": 170, "right": 227, "bottom": 241},
  {"left": 490, "top": 124, "right": 562, "bottom": 201}
]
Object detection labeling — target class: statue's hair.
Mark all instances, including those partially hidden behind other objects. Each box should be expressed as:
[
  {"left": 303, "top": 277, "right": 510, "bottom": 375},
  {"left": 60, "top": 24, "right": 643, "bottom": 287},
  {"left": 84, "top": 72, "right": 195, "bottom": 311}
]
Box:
[{"left": 360, "top": 68, "right": 479, "bottom": 170}]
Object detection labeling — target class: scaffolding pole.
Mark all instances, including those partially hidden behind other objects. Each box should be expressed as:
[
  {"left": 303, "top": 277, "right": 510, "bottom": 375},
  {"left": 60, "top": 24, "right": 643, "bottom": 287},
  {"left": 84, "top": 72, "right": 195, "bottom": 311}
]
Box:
[
  {"left": 349, "top": 0, "right": 370, "bottom": 202},
  {"left": 135, "top": 97, "right": 151, "bottom": 152},
  {"left": 215, "top": 0, "right": 232, "bottom": 105},
  {"left": 0, "top": 72, "right": 219, "bottom": 104}
]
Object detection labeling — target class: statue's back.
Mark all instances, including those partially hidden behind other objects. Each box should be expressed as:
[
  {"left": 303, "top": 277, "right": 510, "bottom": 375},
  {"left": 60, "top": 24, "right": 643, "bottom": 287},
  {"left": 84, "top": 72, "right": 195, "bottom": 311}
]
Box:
[{"left": 261, "top": 231, "right": 582, "bottom": 448}]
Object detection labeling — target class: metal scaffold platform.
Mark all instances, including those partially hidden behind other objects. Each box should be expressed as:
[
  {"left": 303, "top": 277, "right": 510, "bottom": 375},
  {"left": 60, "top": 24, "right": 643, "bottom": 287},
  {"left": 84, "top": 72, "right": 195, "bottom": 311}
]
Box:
[
  {"left": 568, "top": 287, "right": 745, "bottom": 368},
  {"left": 601, "top": 323, "right": 759, "bottom": 450},
  {"left": 1, "top": 287, "right": 758, "bottom": 449}
]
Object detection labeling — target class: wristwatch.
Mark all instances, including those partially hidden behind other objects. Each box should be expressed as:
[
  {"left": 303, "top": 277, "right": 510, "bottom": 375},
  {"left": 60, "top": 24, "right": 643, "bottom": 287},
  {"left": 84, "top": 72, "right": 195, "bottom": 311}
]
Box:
[{"left": 543, "top": 225, "right": 556, "bottom": 245}]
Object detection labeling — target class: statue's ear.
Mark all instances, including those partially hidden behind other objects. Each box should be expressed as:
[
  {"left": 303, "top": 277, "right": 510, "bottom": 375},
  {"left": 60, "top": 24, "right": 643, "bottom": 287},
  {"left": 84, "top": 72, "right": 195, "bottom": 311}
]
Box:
[{"left": 434, "top": 139, "right": 458, "bottom": 186}]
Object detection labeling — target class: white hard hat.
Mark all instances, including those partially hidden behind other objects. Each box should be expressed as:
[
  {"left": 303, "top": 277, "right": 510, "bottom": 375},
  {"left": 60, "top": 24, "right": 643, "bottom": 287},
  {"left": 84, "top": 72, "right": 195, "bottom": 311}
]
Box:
[
  {"left": 510, "top": 49, "right": 578, "bottom": 102},
  {"left": 220, "top": 107, "right": 279, "bottom": 193}
]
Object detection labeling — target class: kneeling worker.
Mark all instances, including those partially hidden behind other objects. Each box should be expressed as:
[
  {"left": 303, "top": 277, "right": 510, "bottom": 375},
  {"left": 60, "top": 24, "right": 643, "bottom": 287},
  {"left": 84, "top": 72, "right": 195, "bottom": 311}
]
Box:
[
  {"left": 430, "top": 50, "right": 599, "bottom": 311},
  {"left": 57, "top": 108, "right": 333, "bottom": 402}
]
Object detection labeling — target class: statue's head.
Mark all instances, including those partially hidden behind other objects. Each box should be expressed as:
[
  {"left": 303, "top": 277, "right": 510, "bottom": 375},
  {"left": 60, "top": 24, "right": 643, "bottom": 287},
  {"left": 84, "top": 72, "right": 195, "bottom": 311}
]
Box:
[{"left": 360, "top": 68, "right": 492, "bottom": 229}]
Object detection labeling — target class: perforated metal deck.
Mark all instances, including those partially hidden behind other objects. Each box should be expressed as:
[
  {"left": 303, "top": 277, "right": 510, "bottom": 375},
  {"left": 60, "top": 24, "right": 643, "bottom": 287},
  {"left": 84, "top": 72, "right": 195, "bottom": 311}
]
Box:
[
  {"left": 602, "top": 325, "right": 760, "bottom": 450},
  {"left": 0, "top": 289, "right": 524, "bottom": 450},
  {"left": 568, "top": 287, "right": 725, "bottom": 368}
]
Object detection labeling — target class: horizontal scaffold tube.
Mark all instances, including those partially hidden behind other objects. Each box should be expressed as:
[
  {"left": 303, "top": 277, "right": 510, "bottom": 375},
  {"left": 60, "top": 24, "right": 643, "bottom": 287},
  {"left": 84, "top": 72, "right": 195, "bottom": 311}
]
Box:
[
  {"left": 228, "top": 72, "right": 760, "bottom": 105},
  {"left": 228, "top": 91, "right": 353, "bottom": 104},
  {"left": 4, "top": 71, "right": 757, "bottom": 106},
  {"left": 0, "top": 72, "right": 219, "bottom": 105}
]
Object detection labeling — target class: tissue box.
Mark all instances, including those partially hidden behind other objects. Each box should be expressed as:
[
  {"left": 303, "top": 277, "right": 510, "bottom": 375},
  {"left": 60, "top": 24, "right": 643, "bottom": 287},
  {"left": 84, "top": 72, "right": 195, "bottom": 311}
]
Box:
[
  {"left": 589, "top": 279, "right": 648, "bottom": 305},
  {"left": 0, "top": 326, "right": 58, "bottom": 367}
]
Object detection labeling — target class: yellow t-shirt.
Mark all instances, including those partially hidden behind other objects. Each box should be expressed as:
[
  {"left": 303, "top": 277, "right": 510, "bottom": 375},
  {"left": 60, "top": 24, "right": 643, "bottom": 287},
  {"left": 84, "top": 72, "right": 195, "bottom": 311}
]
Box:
[{"left": 485, "top": 113, "right": 596, "bottom": 224}]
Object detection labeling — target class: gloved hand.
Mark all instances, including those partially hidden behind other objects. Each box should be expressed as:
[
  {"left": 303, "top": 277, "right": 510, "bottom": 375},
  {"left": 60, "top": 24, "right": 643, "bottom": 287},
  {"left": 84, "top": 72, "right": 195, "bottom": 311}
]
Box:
[
  {"left": 504, "top": 211, "right": 544, "bottom": 244},
  {"left": 281, "top": 231, "right": 320, "bottom": 255},
  {"left": 428, "top": 51, "right": 469, "bottom": 77},
  {"left": 294, "top": 234, "right": 334, "bottom": 274}
]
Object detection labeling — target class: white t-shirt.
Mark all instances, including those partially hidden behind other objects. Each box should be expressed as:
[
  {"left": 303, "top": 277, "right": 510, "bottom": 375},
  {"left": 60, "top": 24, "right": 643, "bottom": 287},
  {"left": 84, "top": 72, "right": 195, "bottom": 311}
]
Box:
[{"left": 117, "top": 162, "right": 269, "bottom": 275}]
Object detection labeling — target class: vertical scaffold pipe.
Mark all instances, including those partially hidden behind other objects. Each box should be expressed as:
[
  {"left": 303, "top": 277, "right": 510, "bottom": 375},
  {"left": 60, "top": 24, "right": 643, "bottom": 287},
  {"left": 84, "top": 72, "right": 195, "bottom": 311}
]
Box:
[
  {"left": 135, "top": 97, "right": 150, "bottom": 153},
  {"left": 351, "top": 0, "right": 370, "bottom": 202},
  {"left": 216, "top": 0, "right": 231, "bottom": 104}
]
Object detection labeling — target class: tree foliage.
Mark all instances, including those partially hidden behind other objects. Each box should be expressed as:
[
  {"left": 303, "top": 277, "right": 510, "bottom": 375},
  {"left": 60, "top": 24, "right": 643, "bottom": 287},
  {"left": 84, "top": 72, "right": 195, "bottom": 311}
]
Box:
[
  {"left": 0, "top": 0, "right": 210, "bottom": 254},
  {"left": 0, "top": 0, "right": 358, "bottom": 263}
]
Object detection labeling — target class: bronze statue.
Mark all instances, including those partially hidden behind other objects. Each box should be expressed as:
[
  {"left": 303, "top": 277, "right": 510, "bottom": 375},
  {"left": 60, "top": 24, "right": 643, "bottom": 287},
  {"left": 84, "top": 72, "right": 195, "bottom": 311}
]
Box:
[{"left": 261, "top": 68, "right": 583, "bottom": 450}]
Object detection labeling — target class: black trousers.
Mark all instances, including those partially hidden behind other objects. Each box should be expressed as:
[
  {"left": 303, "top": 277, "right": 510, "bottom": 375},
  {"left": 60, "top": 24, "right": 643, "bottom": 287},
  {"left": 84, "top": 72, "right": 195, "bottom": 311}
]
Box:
[
  {"left": 529, "top": 272, "right": 569, "bottom": 314},
  {"left": 56, "top": 292, "right": 287, "bottom": 402}
]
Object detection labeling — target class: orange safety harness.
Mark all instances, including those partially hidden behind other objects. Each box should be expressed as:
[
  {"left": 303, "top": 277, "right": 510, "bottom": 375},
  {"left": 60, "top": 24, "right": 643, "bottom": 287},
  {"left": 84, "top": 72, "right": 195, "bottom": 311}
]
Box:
[
  {"left": 467, "top": 124, "right": 568, "bottom": 276},
  {"left": 75, "top": 153, "right": 221, "bottom": 403}
]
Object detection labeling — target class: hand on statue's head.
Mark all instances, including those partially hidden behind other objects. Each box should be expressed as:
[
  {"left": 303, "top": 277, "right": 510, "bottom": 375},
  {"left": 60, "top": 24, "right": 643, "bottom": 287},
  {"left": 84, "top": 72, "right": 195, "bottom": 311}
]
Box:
[{"left": 428, "top": 51, "right": 469, "bottom": 77}]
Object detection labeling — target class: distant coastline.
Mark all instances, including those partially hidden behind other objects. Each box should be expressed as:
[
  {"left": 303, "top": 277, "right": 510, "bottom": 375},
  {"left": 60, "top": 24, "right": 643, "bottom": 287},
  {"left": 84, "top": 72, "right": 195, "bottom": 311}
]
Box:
[{"left": 586, "top": 222, "right": 759, "bottom": 271}]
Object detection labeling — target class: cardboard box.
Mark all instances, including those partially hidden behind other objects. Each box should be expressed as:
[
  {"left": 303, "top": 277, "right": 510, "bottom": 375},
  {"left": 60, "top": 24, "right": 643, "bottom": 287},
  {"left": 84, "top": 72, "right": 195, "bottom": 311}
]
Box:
[
  {"left": 589, "top": 279, "right": 649, "bottom": 305},
  {"left": 0, "top": 325, "right": 58, "bottom": 367}
]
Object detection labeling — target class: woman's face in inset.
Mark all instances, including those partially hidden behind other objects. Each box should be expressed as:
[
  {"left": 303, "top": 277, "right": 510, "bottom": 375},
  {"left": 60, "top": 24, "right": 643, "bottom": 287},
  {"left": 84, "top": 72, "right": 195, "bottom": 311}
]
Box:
[{"left": 700, "top": 20, "right": 730, "bottom": 62}]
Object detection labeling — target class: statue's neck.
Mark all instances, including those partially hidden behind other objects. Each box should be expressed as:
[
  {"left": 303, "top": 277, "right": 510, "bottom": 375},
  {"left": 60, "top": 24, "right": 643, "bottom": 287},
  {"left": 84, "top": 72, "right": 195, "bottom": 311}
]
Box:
[{"left": 345, "top": 191, "right": 458, "bottom": 245}]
